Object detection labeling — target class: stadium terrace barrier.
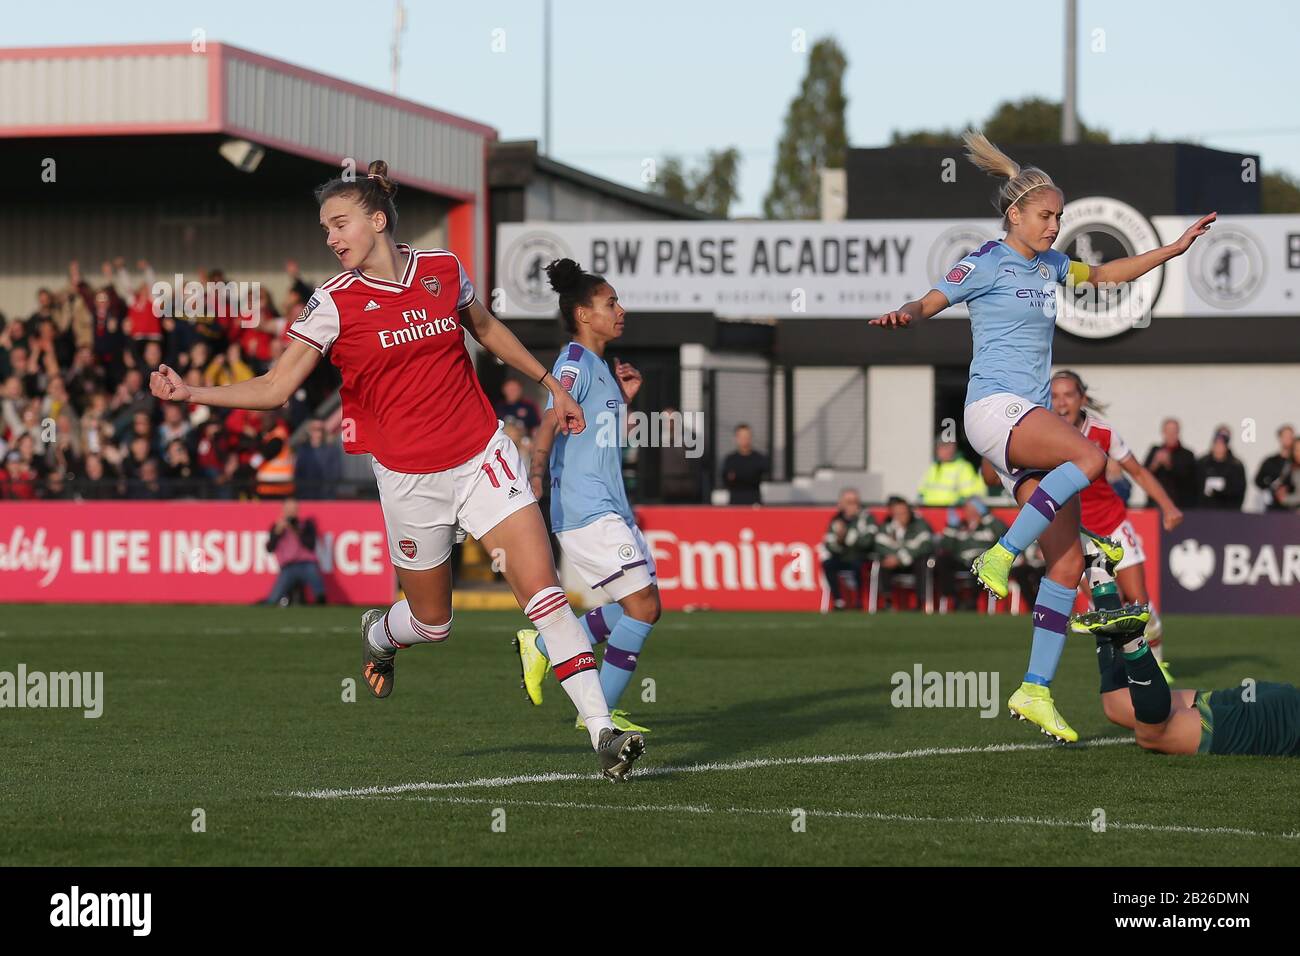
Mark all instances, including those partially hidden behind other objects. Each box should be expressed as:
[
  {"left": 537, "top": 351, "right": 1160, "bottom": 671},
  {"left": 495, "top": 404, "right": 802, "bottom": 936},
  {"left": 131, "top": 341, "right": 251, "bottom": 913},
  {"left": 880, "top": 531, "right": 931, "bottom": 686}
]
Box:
[
  {"left": 1, "top": 502, "right": 391, "bottom": 605},
  {"left": 637, "top": 506, "right": 1161, "bottom": 613},
  {"left": 1161, "top": 512, "right": 1300, "bottom": 615}
]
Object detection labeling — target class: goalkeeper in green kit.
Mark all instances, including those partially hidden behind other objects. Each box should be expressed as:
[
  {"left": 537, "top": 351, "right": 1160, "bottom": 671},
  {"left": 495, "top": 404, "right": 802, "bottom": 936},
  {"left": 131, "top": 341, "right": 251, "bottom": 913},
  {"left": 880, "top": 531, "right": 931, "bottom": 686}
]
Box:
[{"left": 1072, "top": 532, "right": 1300, "bottom": 757}]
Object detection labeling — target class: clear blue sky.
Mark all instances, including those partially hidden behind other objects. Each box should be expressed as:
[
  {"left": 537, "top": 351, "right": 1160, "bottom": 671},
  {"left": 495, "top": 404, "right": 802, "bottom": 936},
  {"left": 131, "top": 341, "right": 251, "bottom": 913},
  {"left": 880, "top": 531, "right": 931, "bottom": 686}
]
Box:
[{"left": 13, "top": 1, "right": 1300, "bottom": 215}]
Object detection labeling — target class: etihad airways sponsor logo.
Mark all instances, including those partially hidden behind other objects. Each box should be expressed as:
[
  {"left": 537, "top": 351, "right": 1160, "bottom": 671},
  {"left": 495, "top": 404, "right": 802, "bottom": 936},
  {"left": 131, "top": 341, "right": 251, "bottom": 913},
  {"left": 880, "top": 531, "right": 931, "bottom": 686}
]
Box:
[{"left": 379, "top": 308, "right": 458, "bottom": 349}]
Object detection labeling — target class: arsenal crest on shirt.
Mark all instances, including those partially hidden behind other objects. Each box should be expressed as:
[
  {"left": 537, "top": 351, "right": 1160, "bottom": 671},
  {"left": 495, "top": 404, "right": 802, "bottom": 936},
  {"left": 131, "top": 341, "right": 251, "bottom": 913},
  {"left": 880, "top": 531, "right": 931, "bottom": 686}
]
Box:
[{"left": 422, "top": 276, "right": 441, "bottom": 297}]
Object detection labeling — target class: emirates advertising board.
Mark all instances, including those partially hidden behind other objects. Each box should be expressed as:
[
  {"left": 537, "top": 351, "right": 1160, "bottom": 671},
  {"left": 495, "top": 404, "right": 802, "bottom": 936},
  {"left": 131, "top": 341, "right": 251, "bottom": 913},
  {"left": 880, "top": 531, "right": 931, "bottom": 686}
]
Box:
[{"left": 4, "top": 502, "right": 1164, "bottom": 611}]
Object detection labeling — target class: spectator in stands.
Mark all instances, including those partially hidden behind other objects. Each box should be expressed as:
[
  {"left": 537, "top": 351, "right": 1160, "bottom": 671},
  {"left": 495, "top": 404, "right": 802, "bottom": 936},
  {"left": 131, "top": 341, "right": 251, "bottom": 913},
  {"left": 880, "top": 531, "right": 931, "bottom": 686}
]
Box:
[
  {"left": 2, "top": 450, "right": 37, "bottom": 499},
  {"left": 918, "top": 438, "right": 984, "bottom": 506},
  {"left": 75, "top": 452, "right": 116, "bottom": 499},
  {"left": 871, "top": 496, "right": 934, "bottom": 602},
  {"left": 495, "top": 377, "right": 541, "bottom": 437},
  {"left": 821, "top": 487, "right": 877, "bottom": 610},
  {"left": 121, "top": 435, "right": 154, "bottom": 480},
  {"left": 1143, "top": 417, "right": 1197, "bottom": 509},
  {"left": 42, "top": 469, "right": 72, "bottom": 500},
  {"left": 65, "top": 345, "right": 104, "bottom": 409},
  {"left": 1195, "top": 426, "right": 1246, "bottom": 510},
  {"left": 721, "top": 423, "right": 768, "bottom": 505},
  {"left": 284, "top": 259, "right": 314, "bottom": 306},
  {"left": 125, "top": 457, "right": 164, "bottom": 499},
  {"left": 1, "top": 375, "right": 24, "bottom": 437},
  {"left": 90, "top": 287, "right": 125, "bottom": 372},
  {"left": 157, "top": 402, "right": 190, "bottom": 455},
  {"left": 658, "top": 405, "right": 699, "bottom": 503},
  {"left": 163, "top": 439, "right": 197, "bottom": 495},
  {"left": 261, "top": 498, "right": 327, "bottom": 606},
  {"left": 294, "top": 418, "right": 343, "bottom": 499},
  {"left": 1273, "top": 440, "right": 1300, "bottom": 513},
  {"left": 1254, "top": 424, "right": 1295, "bottom": 512},
  {"left": 936, "top": 497, "right": 1007, "bottom": 610},
  {"left": 254, "top": 415, "right": 295, "bottom": 499},
  {"left": 204, "top": 342, "right": 255, "bottom": 388},
  {"left": 44, "top": 410, "right": 81, "bottom": 479}
]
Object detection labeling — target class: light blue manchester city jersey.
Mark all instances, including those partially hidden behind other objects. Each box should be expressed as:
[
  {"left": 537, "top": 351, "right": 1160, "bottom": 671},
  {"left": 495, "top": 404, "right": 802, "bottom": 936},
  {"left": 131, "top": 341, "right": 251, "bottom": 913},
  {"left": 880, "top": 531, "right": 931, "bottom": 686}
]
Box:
[
  {"left": 545, "top": 342, "right": 635, "bottom": 532},
  {"left": 934, "top": 240, "right": 1077, "bottom": 409}
]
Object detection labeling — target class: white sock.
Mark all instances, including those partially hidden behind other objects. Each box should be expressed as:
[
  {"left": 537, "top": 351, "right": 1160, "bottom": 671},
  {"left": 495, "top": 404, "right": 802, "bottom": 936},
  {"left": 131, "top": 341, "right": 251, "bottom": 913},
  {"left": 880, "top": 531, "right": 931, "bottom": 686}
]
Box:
[
  {"left": 525, "top": 587, "right": 613, "bottom": 748},
  {"left": 367, "top": 600, "right": 452, "bottom": 653}
]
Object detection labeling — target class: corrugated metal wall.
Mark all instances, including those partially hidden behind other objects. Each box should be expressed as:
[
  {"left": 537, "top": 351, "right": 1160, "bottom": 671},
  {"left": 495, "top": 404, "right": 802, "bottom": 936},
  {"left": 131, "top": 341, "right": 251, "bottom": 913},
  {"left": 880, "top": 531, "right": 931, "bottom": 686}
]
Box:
[
  {"left": 0, "top": 53, "right": 209, "bottom": 127},
  {"left": 0, "top": 193, "right": 451, "bottom": 319},
  {"left": 224, "top": 56, "right": 483, "bottom": 198}
]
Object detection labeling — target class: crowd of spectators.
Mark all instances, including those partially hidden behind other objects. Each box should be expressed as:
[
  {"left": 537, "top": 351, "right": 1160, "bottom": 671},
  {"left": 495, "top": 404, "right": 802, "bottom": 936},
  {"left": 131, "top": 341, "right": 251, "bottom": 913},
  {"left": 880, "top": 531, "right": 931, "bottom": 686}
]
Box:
[
  {"left": 0, "top": 258, "right": 346, "bottom": 501},
  {"left": 821, "top": 489, "right": 1044, "bottom": 612},
  {"left": 1142, "top": 418, "right": 1299, "bottom": 513}
]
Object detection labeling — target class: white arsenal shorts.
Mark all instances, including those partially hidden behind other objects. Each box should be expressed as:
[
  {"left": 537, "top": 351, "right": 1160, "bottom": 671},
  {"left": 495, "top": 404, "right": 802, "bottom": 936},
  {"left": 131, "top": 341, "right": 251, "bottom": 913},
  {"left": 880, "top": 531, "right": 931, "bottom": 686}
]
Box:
[
  {"left": 372, "top": 422, "right": 536, "bottom": 570},
  {"left": 964, "top": 392, "right": 1046, "bottom": 497},
  {"left": 556, "top": 512, "right": 657, "bottom": 601}
]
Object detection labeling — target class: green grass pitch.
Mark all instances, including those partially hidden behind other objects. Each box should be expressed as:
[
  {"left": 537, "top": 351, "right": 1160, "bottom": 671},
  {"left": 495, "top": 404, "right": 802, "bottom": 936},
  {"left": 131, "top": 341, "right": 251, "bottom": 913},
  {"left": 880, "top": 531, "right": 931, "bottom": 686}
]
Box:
[{"left": 1, "top": 606, "right": 1297, "bottom": 866}]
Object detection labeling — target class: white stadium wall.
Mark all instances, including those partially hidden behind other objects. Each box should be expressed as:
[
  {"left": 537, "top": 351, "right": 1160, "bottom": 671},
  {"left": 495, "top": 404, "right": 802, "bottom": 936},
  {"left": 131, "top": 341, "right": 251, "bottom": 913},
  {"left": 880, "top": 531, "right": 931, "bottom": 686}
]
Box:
[{"left": 865, "top": 366, "right": 934, "bottom": 502}]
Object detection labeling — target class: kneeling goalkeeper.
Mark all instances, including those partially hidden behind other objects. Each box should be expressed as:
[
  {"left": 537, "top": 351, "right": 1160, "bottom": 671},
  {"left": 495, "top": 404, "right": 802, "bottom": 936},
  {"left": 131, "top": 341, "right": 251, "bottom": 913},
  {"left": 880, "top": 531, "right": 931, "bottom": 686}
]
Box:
[{"left": 1073, "top": 533, "right": 1300, "bottom": 757}]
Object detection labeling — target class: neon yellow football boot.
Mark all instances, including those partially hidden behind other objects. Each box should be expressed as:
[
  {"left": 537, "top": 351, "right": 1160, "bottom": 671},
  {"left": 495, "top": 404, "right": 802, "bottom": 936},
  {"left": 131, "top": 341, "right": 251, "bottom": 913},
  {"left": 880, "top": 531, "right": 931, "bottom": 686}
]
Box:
[
  {"left": 1079, "top": 526, "right": 1125, "bottom": 573},
  {"left": 576, "top": 709, "right": 651, "bottom": 733},
  {"left": 512, "top": 628, "right": 550, "bottom": 706},
  {"left": 1007, "top": 682, "right": 1078, "bottom": 744},
  {"left": 1069, "top": 604, "right": 1151, "bottom": 638},
  {"left": 971, "top": 541, "right": 1017, "bottom": 599}
]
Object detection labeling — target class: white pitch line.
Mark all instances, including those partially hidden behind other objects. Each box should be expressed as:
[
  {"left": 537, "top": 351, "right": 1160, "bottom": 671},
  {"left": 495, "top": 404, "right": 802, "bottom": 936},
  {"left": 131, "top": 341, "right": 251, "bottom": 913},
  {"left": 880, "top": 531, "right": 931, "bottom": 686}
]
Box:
[
  {"left": 347, "top": 794, "right": 1300, "bottom": 842},
  {"left": 286, "top": 736, "right": 1132, "bottom": 799}
]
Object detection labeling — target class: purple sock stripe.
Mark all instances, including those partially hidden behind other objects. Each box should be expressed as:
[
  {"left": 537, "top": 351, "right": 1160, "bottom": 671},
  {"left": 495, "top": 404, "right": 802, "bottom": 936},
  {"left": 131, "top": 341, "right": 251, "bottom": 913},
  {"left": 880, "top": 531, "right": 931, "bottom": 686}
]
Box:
[
  {"left": 602, "top": 646, "right": 639, "bottom": 671},
  {"left": 585, "top": 607, "right": 611, "bottom": 644},
  {"left": 1031, "top": 604, "right": 1070, "bottom": 634},
  {"left": 1026, "top": 486, "right": 1062, "bottom": 522}
]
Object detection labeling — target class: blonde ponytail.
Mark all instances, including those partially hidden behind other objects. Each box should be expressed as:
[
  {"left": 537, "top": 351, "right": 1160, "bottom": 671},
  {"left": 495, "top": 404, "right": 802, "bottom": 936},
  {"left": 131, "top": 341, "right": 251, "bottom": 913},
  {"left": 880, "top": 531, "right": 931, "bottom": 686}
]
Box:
[{"left": 962, "top": 129, "right": 1059, "bottom": 226}]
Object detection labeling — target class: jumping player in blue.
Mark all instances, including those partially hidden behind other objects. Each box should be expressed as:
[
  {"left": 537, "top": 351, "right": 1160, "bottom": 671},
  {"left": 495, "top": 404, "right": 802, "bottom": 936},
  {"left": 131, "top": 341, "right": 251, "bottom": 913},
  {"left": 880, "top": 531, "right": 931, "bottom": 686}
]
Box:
[
  {"left": 871, "top": 130, "right": 1215, "bottom": 742},
  {"left": 513, "top": 258, "right": 661, "bottom": 734}
]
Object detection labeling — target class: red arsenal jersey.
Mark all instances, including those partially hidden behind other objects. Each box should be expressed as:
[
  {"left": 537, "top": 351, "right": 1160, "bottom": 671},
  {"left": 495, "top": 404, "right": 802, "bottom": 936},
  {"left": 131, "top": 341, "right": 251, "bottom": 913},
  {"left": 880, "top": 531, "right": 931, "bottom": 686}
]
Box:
[
  {"left": 1078, "top": 410, "right": 1132, "bottom": 532},
  {"left": 286, "top": 245, "right": 497, "bottom": 473}
]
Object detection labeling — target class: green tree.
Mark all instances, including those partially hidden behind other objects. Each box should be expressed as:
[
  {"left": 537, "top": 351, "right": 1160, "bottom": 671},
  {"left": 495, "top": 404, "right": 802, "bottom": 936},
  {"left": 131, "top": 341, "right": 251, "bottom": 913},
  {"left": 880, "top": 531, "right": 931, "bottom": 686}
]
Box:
[
  {"left": 1261, "top": 169, "right": 1300, "bottom": 213},
  {"left": 891, "top": 97, "right": 1109, "bottom": 146},
  {"left": 763, "top": 37, "right": 848, "bottom": 220},
  {"left": 653, "top": 156, "right": 692, "bottom": 206},
  {"left": 690, "top": 147, "right": 741, "bottom": 218},
  {"left": 984, "top": 97, "right": 1109, "bottom": 144},
  {"left": 650, "top": 147, "right": 741, "bottom": 217}
]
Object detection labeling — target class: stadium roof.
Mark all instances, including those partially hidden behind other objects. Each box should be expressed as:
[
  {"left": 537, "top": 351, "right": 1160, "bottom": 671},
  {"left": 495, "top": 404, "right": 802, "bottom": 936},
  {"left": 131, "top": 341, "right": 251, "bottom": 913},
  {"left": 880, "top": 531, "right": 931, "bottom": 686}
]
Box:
[{"left": 0, "top": 42, "right": 495, "bottom": 203}]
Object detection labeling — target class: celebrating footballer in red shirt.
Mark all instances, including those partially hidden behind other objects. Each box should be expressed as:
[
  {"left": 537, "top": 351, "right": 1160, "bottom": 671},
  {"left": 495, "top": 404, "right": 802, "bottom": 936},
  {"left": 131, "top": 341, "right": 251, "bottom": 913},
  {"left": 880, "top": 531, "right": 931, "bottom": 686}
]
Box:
[{"left": 150, "top": 160, "right": 644, "bottom": 780}]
